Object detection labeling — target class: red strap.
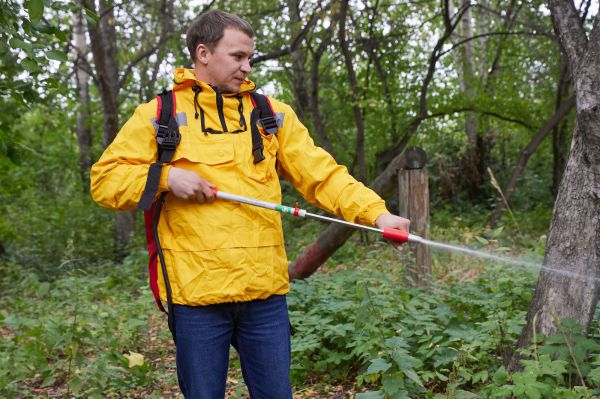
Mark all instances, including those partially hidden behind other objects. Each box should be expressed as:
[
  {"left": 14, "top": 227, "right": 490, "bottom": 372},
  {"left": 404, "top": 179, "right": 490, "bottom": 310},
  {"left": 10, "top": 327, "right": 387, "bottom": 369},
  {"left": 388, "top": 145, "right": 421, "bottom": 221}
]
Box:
[
  {"left": 156, "top": 95, "right": 163, "bottom": 122},
  {"left": 144, "top": 206, "right": 166, "bottom": 312},
  {"left": 249, "top": 92, "right": 276, "bottom": 114},
  {"left": 170, "top": 90, "right": 177, "bottom": 117},
  {"left": 264, "top": 95, "right": 275, "bottom": 114}
]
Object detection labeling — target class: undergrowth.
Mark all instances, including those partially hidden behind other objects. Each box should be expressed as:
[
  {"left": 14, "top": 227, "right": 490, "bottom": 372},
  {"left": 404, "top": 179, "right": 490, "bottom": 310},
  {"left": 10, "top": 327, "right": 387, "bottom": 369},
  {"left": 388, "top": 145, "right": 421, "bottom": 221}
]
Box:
[{"left": 1, "top": 208, "right": 599, "bottom": 398}]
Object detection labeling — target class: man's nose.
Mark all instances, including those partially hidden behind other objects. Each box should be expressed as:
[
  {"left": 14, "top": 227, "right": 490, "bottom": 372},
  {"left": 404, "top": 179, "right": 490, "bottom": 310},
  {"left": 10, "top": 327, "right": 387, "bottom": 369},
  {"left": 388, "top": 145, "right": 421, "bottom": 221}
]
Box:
[{"left": 241, "top": 59, "right": 252, "bottom": 73}]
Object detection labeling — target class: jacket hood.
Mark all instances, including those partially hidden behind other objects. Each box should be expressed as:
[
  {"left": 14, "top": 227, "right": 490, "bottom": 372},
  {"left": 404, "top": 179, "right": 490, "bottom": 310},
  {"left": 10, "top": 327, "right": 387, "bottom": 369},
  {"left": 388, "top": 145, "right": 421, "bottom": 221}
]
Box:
[{"left": 172, "top": 68, "right": 256, "bottom": 95}]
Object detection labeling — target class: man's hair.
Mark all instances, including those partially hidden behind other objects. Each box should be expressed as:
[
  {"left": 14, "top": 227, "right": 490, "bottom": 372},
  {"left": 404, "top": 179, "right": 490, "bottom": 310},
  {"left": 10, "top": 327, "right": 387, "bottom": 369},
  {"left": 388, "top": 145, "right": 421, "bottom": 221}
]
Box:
[{"left": 186, "top": 10, "right": 254, "bottom": 63}]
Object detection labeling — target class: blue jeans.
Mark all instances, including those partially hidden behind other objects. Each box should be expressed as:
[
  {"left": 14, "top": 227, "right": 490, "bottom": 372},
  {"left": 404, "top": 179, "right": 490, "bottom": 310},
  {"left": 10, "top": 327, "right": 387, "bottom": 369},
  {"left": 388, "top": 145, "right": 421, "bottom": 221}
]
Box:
[{"left": 173, "top": 295, "right": 293, "bottom": 399}]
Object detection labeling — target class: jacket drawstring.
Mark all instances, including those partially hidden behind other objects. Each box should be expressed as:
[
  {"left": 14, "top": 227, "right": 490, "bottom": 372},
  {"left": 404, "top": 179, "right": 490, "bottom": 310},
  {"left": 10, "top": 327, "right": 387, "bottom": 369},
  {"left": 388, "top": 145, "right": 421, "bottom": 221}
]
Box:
[
  {"left": 192, "top": 85, "right": 247, "bottom": 135},
  {"left": 236, "top": 94, "right": 246, "bottom": 129},
  {"left": 192, "top": 85, "right": 202, "bottom": 120}
]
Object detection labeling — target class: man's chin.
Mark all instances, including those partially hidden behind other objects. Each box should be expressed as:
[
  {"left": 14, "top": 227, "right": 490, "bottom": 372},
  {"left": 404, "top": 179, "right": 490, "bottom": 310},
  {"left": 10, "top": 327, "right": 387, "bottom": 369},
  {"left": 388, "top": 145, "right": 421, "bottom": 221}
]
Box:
[{"left": 218, "top": 84, "right": 241, "bottom": 93}]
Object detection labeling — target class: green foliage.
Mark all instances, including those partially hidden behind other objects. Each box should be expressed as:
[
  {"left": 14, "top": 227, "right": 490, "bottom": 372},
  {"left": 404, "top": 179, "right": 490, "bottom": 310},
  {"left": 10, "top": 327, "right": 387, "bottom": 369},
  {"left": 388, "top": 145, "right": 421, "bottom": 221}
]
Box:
[
  {"left": 287, "top": 245, "right": 532, "bottom": 394},
  {"left": 1, "top": 207, "right": 598, "bottom": 397},
  {"left": 0, "top": 104, "right": 114, "bottom": 277},
  {"left": 1, "top": 0, "right": 74, "bottom": 103},
  {"left": 0, "top": 252, "right": 177, "bottom": 398},
  {"left": 477, "top": 318, "right": 600, "bottom": 398}
]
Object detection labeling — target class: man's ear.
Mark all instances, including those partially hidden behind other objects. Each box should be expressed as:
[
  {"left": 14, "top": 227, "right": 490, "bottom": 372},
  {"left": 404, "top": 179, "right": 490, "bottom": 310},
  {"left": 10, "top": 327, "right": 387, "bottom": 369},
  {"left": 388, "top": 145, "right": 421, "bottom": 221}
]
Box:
[{"left": 195, "top": 44, "right": 210, "bottom": 65}]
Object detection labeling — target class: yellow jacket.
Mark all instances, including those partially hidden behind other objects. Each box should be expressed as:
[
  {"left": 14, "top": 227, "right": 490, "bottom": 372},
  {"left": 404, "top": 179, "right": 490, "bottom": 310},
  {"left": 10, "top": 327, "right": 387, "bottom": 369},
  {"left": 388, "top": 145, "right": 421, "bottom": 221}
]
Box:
[{"left": 91, "top": 68, "right": 389, "bottom": 306}]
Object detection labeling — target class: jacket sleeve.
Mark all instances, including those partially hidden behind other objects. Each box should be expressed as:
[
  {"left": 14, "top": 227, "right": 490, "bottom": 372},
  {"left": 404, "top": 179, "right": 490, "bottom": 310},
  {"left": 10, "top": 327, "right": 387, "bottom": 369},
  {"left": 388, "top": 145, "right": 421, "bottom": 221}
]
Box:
[
  {"left": 90, "top": 101, "right": 171, "bottom": 211},
  {"left": 274, "top": 101, "right": 389, "bottom": 226}
]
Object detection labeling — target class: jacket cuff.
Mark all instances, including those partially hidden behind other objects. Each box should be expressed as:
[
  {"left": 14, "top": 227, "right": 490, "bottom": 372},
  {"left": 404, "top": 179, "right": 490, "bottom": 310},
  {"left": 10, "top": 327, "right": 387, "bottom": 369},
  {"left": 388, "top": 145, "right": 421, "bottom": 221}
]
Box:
[
  {"left": 363, "top": 203, "right": 391, "bottom": 226},
  {"left": 159, "top": 165, "right": 172, "bottom": 193}
]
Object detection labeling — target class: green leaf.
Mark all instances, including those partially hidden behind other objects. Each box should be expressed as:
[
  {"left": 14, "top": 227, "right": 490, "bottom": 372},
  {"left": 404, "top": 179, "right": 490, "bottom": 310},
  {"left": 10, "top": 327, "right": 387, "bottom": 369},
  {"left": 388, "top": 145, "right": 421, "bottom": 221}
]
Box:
[
  {"left": 472, "top": 370, "right": 488, "bottom": 383},
  {"left": 475, "top": 236, "right": 489, "bottom": 245},
  {"left": 587, "top": 367, "right": 600, "bottom": 385},
  {"left": 52, "top": 27, "right": 68, "bottom": 42},
  {"left": 27, "top": 0, "right": 44, "bottom": 22},
  {"left": 382, "top": 373, "right": 405, "bottom": 394},
  {"left": 367, "top": 358, "right": 392, "bottom": 374},
  {"left": 47, "top": 49, "right": 68, "bottom": 62},
  {"left": 9, "top": 37, "right": 32, "bottom": 52},
  {"left": 392, "top": 351, "right": 423, "bottom": 370},
  {"left": 454, "top": 390, "right": 477, "bottom": 399},
  {"left": 84, "top": 8, "right": 99, "bottom": 28},
  {"left": 21, "top": 57, "right": 41, "bottom": 73},
  {"left": 523, "top": 381, "right": 551, "bottom": 399},
  {"left": 491, "top": 226, "right": 504, "bottom": 238},
  {"left": 492, "top": 366, "right": 509, "bottom": 385},
  {"left": 403, "top": 369, "right": 423, "bottom": 386},
  {"left": 435, "top": 371, "right": 448, "bottom": 381}
]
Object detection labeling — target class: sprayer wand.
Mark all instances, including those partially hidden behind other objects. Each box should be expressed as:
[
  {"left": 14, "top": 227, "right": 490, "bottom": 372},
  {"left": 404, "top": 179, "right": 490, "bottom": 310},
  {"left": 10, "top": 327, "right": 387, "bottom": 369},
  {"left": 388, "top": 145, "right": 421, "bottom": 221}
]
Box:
[{"left": 210, "top": 189, "right": 423, "bottom": 244}]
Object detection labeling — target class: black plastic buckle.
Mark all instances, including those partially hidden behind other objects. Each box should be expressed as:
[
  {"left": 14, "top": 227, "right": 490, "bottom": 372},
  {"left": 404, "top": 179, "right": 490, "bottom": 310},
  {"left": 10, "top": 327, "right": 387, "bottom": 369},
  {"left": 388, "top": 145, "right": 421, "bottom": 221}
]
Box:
[
  {"left": 259, "top": 116, "right": 278, "bottom": 135},
  {"left": 156, "top": 124, "right": 181, "bottom": 150}
]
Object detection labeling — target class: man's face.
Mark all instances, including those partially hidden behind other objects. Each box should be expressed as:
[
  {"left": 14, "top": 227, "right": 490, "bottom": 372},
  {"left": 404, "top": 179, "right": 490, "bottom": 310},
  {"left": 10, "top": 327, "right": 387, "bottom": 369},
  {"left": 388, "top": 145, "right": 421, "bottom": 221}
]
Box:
[{"left": 196, "top": 28, "right": 254, "bottom": 92}]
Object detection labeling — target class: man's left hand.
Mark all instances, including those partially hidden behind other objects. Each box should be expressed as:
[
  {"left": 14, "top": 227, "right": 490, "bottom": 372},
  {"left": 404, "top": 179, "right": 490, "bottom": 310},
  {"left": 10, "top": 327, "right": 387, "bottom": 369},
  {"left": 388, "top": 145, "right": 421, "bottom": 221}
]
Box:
[{"left": 375, "top": 213, "right": 411, "bottom": 250}]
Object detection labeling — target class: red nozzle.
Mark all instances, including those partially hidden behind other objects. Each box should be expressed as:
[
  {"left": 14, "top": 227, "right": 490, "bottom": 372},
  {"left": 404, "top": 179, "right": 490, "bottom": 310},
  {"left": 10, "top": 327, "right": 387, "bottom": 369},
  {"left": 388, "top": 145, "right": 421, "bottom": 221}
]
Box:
[
  {"left": 382, "top": 228, "right": 409, "bottom": 243},
  {"left": 210, "top": 188, "right": 218, "bottom": 196}
]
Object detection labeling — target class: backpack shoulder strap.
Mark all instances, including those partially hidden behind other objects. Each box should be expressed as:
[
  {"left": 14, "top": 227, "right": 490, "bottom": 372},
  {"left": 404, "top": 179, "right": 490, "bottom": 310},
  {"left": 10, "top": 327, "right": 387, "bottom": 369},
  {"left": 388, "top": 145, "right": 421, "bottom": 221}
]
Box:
[
  {"left": 249, "top": 91, "right": 278, "bottom": 134},
  {"left": 139, "top": 90, "right": 179, "bottom": 341},
  {"left": 248, "top": 91, "right": 278, "bottom": 164},
  {"left": 137, "top": 90, "right": 181, "bottom": 210}
]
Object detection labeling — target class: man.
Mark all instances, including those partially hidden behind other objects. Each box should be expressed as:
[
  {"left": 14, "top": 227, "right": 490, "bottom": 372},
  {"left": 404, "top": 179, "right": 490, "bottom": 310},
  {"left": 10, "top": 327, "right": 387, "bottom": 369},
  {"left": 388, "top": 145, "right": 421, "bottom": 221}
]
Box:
[{"left": 91, "top": 10, "right": 410, "bottom": 399}]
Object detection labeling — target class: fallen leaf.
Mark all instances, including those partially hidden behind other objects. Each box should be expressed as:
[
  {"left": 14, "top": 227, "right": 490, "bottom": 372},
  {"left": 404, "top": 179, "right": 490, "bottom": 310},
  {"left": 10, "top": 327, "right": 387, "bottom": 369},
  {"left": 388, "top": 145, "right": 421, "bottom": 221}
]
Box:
[{"left": 124, "top": 351, "right": 145, "bottom": 367}]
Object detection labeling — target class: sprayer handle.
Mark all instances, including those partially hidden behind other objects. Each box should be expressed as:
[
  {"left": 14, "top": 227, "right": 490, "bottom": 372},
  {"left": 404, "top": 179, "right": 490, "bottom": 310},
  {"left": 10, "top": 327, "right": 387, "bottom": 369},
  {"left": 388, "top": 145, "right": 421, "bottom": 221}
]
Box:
[{"left": 382, "top": 228, "right": 409, "bottom": 243}]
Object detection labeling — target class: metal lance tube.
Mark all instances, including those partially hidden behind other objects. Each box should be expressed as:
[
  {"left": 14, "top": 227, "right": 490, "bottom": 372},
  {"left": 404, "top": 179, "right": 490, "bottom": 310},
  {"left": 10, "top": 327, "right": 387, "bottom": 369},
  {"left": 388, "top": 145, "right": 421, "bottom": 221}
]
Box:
[{"left": 210, "top": 189, "right": 421, "bottom": 243}]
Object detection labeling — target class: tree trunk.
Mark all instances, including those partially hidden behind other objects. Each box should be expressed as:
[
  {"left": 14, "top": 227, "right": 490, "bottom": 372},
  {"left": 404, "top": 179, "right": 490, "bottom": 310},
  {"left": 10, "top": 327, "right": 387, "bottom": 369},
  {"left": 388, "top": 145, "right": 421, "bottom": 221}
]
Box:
[
  {"left": 551, "top": 60, "right": 573, "bottom": 197},
  {"left": 145, "top": 0, "right": 174, "bottom": 101},
  {"left": 308, "top": 14, "right": 338, "bottom": 159},
  {"left": 84, "top": 0, "right": 135, "bottom": 254},
  {"left": 72, "top": 11, "right": 93, "bottom": 182},
  {"left": 84, "top": 0, "right": 120, "bottom": 147},
  {"left": 455, "top": 2, "right": 484, "bottom": 199},
  {"left": 338, "top": 0, "right": 366, "bottom": 182},
  {"left": 509, "top": 1, "right": 600, "bottom": 370},
  {"left": 287, "top": 0, "right": 309, "bottom": 121},
  {"left": 455, "top": 1, "right": 478, "bottom": 148}
]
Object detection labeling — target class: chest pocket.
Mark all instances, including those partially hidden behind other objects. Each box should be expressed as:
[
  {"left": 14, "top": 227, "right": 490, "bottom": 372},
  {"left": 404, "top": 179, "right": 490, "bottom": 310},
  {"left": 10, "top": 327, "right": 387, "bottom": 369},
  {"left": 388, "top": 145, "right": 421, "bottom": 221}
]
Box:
[{"left": 172, "top": 138, "right": 235, "bottom": 166}]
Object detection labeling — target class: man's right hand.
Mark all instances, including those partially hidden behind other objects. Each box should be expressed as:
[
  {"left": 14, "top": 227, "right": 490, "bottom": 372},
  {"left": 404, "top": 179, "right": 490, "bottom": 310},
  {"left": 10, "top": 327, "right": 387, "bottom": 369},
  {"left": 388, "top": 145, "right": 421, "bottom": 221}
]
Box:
[{"left": 167, "top": 167, "right": 216, "bottom": 203}]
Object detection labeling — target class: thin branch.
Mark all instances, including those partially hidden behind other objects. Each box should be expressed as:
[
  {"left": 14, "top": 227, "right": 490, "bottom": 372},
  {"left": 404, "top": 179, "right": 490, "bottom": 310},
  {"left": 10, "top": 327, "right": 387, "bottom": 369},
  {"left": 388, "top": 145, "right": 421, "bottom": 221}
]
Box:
[
  {"left": 439, "top": 30, "right": 553, "bottom": 58},
  {"left": 250, "top": 7, "right": 321, "bottom": 65},
  {"left": 578, "top": 0, "right": 592, "bottom": 23},
  {"left": 489, "top": 96, "right": 575, "bottom": 225},
  {"left": 426, "top": 108, "right": 535, "bottom": 130},
  {"left": 118, "top": 34, "right": 171, "bottom": 87},
  {"left": 418, "top": 1, "right": 469, "bottom": 118},
  {"left": 70, "top": 40, "right": 99, "bottom": 86},
  {"left": 475, "top": 2, "right": 551, "bottom": 36}
]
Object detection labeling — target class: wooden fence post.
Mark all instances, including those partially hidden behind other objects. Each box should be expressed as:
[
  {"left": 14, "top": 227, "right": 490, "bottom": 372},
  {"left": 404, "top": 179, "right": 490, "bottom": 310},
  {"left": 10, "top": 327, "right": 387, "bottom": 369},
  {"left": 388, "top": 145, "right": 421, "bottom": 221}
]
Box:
[{"left": 398, "top": 146, "right": 431, "bottom": 286}]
